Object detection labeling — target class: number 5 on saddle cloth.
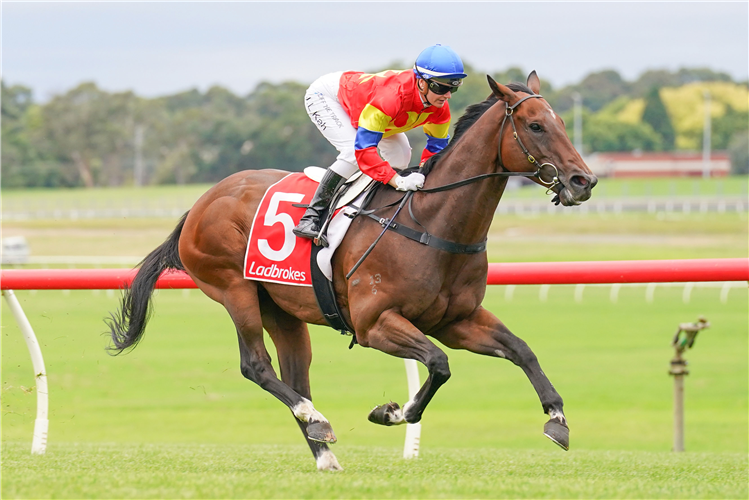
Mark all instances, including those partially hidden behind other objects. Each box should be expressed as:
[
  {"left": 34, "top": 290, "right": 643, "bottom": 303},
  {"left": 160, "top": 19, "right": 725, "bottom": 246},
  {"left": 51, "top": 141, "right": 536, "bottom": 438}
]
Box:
[{"left": 242, "top": 167, "right": 376, "bottom": 339}]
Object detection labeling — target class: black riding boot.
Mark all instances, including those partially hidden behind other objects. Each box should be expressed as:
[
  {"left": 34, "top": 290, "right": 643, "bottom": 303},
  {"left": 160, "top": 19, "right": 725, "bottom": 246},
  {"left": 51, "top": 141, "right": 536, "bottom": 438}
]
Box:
[{"left": 293, "top": 169, "right": 346, "bottom": 242}]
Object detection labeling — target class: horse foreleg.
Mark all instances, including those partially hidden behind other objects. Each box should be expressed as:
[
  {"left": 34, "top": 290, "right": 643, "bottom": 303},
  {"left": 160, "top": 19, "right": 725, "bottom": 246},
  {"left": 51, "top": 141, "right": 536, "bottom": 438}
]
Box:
[
  {"left": 259, "top": 294, "right": 342, "bottom": 471},
  {"left": 358, "top": 309, "right": 451, "bottom": 426},
  {"left": 432, "top": 306, "right": 569, "bottom": 450}
]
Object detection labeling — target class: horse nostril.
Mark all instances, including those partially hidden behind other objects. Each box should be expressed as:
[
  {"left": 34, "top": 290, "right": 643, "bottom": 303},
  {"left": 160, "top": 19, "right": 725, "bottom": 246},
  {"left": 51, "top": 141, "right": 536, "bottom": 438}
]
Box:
[
  {"left": 571, "top": 175, "right": 588, "bottom": 188},
  {"left": 570, "top": 175, "right": 597, "bottom": 190}
]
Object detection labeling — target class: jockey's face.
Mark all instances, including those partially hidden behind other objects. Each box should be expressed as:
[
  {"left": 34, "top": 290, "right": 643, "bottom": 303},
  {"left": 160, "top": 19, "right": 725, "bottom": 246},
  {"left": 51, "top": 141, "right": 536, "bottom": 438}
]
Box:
[
  {"left": 418, "top": 79, "right": 452, "bottom": 108},
  {"left": 428, "top": 87, "right": 452, "bottom": 108}
]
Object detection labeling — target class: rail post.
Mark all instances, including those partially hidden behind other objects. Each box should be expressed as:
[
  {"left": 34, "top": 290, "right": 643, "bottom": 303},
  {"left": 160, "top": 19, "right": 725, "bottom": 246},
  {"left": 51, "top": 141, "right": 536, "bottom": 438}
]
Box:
[
  {"left": 669, "top": 316, "right": 709, "bottom": 452},
  {"left": 403, "top": 359, "right": 421, "bottom": 458},
  {"left": 3, "top": 290, "right": 49, "bottom": 454}
]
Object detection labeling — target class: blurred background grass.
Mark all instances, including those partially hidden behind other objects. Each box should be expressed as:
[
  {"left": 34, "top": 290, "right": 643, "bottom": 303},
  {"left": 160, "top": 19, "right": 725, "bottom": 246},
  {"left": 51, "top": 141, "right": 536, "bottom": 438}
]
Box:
[{"left": 2, "top": 284, "right": 746, "bottom": 453}]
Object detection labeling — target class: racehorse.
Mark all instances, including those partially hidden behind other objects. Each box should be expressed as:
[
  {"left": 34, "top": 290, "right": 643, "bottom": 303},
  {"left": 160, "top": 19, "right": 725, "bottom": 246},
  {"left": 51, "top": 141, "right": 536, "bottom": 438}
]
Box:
[{"left": 107, "top": 72, "right": 597, "bottom": 471}]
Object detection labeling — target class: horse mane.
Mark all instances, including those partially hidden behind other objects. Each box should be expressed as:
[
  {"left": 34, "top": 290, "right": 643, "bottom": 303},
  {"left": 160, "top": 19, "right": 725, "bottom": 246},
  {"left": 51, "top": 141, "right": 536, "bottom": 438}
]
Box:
[{"left": 421, "top": 82, "right": 535, "bottom": 176}]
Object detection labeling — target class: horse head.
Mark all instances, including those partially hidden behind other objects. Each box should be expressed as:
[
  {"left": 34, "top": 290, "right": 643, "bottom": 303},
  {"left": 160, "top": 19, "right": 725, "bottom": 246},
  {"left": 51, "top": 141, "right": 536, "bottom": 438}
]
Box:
[{"left": 487, "top": 72, "right": 597, "bottom": 206}]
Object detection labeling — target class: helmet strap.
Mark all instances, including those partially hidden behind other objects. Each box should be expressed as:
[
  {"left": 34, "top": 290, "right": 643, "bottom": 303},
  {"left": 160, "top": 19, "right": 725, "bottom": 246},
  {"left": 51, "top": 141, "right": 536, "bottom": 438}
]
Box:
[{"left": 417, "top": 78, "right": 433, "bottom": 107}]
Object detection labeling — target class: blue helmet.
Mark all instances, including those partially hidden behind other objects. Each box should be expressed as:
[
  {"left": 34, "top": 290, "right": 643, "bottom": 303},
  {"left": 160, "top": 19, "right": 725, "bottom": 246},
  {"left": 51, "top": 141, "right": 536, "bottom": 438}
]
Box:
[{"left": 413, "top": 44, "right": 467, "bottom": 84}]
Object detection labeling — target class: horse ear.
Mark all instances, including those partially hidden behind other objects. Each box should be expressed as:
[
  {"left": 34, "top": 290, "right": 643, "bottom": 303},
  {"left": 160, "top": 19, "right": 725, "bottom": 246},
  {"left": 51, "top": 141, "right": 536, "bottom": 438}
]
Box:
[
  {"left": 527, "top": 71, "right": 541, "bottom": 94},
  {"left": 487, "top": 75, "right": 516, "bottom": 103}
]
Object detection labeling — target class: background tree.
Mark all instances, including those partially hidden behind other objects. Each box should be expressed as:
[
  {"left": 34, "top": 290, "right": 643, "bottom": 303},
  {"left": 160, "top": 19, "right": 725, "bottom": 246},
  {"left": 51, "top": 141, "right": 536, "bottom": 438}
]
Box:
[
  {"left": 582, "top": 115, "right": 663, "bottom": 152},
  {"left": 553, "top": 70, "right": 630, "bottom": 113},
  {"left": 37, "top": 82, "right": 141, "bottom": 187},
  {"left": 728, "top": 131, "right": 748, "bottom": 175},
  {"left": 711, "top": 104, "right": 749, "bottom": 150},
  {"left": 641, "top": 86, "right": 676, "bottom": 149},
  {"left": 2, "top": 65, "right": 746, "bottom": 188},
  {"left": 2, "top": 82, "right": 36, "bottom": 187}
]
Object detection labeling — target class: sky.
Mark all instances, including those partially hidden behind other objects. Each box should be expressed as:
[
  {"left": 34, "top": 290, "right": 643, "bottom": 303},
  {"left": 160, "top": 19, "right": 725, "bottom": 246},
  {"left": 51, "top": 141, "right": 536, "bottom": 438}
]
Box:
[{"left": 2, "top": 1, "right": 748, "bottom": 102}]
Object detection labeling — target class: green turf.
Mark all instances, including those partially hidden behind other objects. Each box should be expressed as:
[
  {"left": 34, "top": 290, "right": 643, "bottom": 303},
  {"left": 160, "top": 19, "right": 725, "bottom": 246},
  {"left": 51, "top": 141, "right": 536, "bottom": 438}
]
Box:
[
  {"left": 2, "top": 442, "right": 747, "bottom": 499},
  {"left": 3, "top": 287, "right": 746, "bottom": 456},
  {"left": 1, "top": 184, "right": 211, "bottom": 213},
  {"left": 2, "top": 179, "right": 747, "bottom": 498}
]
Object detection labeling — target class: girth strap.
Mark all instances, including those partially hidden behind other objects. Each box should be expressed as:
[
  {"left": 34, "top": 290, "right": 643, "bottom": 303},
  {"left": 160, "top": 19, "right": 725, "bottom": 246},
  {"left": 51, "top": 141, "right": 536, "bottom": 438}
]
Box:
[
  {"left": 364, "top": 213, "right": 487, "bottom": 254},
  {"left": 309, "top": 244, "right": 356, "bottom": 344}
]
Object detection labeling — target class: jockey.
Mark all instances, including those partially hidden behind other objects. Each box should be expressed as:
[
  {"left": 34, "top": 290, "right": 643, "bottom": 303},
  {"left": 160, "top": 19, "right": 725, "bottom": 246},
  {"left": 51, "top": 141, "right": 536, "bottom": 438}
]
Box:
[{"left": 293, "top": 44, "right": 467, "bottom": 242}]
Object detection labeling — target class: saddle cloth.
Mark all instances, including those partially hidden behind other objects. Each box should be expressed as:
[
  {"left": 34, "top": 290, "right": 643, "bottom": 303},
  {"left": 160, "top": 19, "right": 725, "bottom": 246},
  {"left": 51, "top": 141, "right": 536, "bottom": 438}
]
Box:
[{"left": 243, "top": 169, "right": 373, "bottom": 286}]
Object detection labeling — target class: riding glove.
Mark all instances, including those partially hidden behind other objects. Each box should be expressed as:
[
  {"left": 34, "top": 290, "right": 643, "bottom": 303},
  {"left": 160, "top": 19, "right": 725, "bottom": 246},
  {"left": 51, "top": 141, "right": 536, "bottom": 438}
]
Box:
[{"left": 394, "top": 173, "right": 425, "bottom": 191}]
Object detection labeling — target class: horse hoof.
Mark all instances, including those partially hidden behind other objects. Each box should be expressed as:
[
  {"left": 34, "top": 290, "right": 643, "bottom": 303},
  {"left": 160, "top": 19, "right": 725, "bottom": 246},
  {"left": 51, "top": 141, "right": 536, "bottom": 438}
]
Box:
[
  {"left": 307, "top": 421, "right": 337, "bottom": 444},
  {"left": 316, "top": 449, "right": 344, "bottom": 471},
  {"left": 368, "top": 402, "right": 404, "bottom": 426},
  {"left": 544, "top": 419, "right": 569, "bottom": 451}
]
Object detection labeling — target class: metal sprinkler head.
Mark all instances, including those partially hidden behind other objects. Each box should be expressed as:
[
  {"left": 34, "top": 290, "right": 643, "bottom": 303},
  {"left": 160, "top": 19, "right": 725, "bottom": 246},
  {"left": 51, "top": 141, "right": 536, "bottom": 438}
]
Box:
[{"left": 672, "top": 316, "right": 710, "bottom": 356}]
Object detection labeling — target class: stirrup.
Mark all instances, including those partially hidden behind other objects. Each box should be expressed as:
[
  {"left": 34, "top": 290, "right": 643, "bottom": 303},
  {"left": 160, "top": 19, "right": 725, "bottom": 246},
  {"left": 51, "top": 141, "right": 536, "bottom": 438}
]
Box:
[
  {"left": 293, "top": 221, "right": 329, "bottom": 247},
  {"left": 314, "top": 233, "right": 329, "bottom": 248}
]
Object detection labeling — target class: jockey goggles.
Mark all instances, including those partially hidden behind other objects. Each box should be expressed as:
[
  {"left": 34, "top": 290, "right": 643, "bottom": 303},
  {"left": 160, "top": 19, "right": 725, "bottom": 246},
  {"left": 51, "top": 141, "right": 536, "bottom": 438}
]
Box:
[{"left": 427, "top": 79, "right": 461, "bottom": 95}]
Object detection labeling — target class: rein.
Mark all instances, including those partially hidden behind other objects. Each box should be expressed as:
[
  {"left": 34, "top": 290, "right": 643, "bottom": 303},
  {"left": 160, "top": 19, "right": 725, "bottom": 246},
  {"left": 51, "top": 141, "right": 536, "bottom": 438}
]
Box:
[{"left": 418, "top": 169, "right": 537, "bottom": 194}]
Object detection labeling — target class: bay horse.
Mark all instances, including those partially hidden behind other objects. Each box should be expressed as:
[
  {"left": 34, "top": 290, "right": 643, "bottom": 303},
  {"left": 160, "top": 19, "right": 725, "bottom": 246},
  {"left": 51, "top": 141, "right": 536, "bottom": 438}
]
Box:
[{"left": 107, "top": 72, "right": 597, "bottom": 471}]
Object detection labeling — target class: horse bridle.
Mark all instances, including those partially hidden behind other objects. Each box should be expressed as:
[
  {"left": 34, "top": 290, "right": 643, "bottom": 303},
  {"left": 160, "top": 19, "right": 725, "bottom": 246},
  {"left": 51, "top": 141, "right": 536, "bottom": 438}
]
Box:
[
  {"left": 497, "top": 94, "right": 562, "bottom": 193},
  {"left": 420, "top": 93, "right": 562, "bottom": 195}
]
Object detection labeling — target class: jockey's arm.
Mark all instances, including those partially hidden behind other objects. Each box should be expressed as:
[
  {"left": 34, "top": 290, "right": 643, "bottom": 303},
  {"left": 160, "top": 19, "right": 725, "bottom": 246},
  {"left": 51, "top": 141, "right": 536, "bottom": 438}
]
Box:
[
  {"left": 420, "top": 121, "right": 450, "bottom": 165},
  {"left": 354, "top": 104, "right": 400, "bottom": 184},
  {"left": 354, "top": 131, "right": 424, "bottom": 191}
]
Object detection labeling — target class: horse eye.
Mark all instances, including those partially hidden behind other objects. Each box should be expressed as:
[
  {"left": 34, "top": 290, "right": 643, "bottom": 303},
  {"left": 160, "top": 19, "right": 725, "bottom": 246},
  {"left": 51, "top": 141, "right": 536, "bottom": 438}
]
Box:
[{"left": 530, "top": 123, "right": 543, "bottom": 132}]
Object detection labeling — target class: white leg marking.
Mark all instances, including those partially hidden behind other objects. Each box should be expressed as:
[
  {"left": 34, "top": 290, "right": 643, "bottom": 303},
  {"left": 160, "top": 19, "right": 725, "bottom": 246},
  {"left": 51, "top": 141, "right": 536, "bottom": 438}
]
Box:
[
  {"left": 292, "top": 398, "right": 328, "bottom": 423},
  {"left": 316, "top": 449, "right": 343, "bottom": 471},
  {"left": 494, "top": 349, "right": 506, "bottom": 358},
  {"left": 549, "top": 408, "right": 567, "bottom": 425},
  {"left": 395, "top": 400, "right": 414, "bottom": 424}
]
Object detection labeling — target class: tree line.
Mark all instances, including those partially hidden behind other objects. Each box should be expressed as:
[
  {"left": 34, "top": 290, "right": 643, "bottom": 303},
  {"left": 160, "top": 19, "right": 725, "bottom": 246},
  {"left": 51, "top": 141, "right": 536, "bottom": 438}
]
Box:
[{"left": 2, "top": 64, "right": 747, "bottom": 188}]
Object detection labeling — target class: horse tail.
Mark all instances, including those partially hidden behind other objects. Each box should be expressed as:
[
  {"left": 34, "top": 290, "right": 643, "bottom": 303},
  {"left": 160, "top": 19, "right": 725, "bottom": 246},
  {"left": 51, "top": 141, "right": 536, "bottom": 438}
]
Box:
[{"left": 105, "top": 211, "right": 188, "bottom": 354}]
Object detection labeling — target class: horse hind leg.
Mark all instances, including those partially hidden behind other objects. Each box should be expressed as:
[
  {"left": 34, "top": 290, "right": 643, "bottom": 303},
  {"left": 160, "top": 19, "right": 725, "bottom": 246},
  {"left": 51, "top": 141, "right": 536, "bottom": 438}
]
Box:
[
  {"left": 224, "top": 283, "right": 339, "bottom": 470},
  {"left": 259, "top": 292, "right": 342, "bottom": 471}
]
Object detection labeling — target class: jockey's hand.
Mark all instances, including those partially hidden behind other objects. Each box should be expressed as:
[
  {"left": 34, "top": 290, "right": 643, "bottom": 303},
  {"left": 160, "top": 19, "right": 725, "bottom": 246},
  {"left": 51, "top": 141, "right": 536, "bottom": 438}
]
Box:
[{"left": 394, "top": 173, "right": 425, "bottom": 191}]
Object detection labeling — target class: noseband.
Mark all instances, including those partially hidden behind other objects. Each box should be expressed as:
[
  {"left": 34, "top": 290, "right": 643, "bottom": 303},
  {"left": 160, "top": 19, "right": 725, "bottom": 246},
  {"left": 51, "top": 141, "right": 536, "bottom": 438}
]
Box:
[{"left": 498, "top": 94, "right": 562, "bottom": 192}]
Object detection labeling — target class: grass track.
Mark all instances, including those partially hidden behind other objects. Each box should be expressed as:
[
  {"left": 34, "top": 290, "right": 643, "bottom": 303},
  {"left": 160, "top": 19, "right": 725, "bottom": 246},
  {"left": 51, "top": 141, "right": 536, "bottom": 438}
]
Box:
[
  {"left": 2, "top": 179, "right": 747, "bottom": 498},
  {"left": 2, "top": 285, "right": 747, "bottom": 498},
  {"left": 3, "top": 287, "right": 746, "bottom": 450},
  {"left": 2, "top": 442, "right": 747, "bottom": 499}
]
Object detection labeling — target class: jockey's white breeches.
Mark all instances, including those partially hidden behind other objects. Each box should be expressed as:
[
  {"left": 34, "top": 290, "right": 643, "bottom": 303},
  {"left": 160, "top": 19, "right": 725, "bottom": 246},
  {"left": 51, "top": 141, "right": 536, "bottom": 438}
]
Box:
[{"left": 304, "top": 71, "right": 412, "bottom": 179}]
